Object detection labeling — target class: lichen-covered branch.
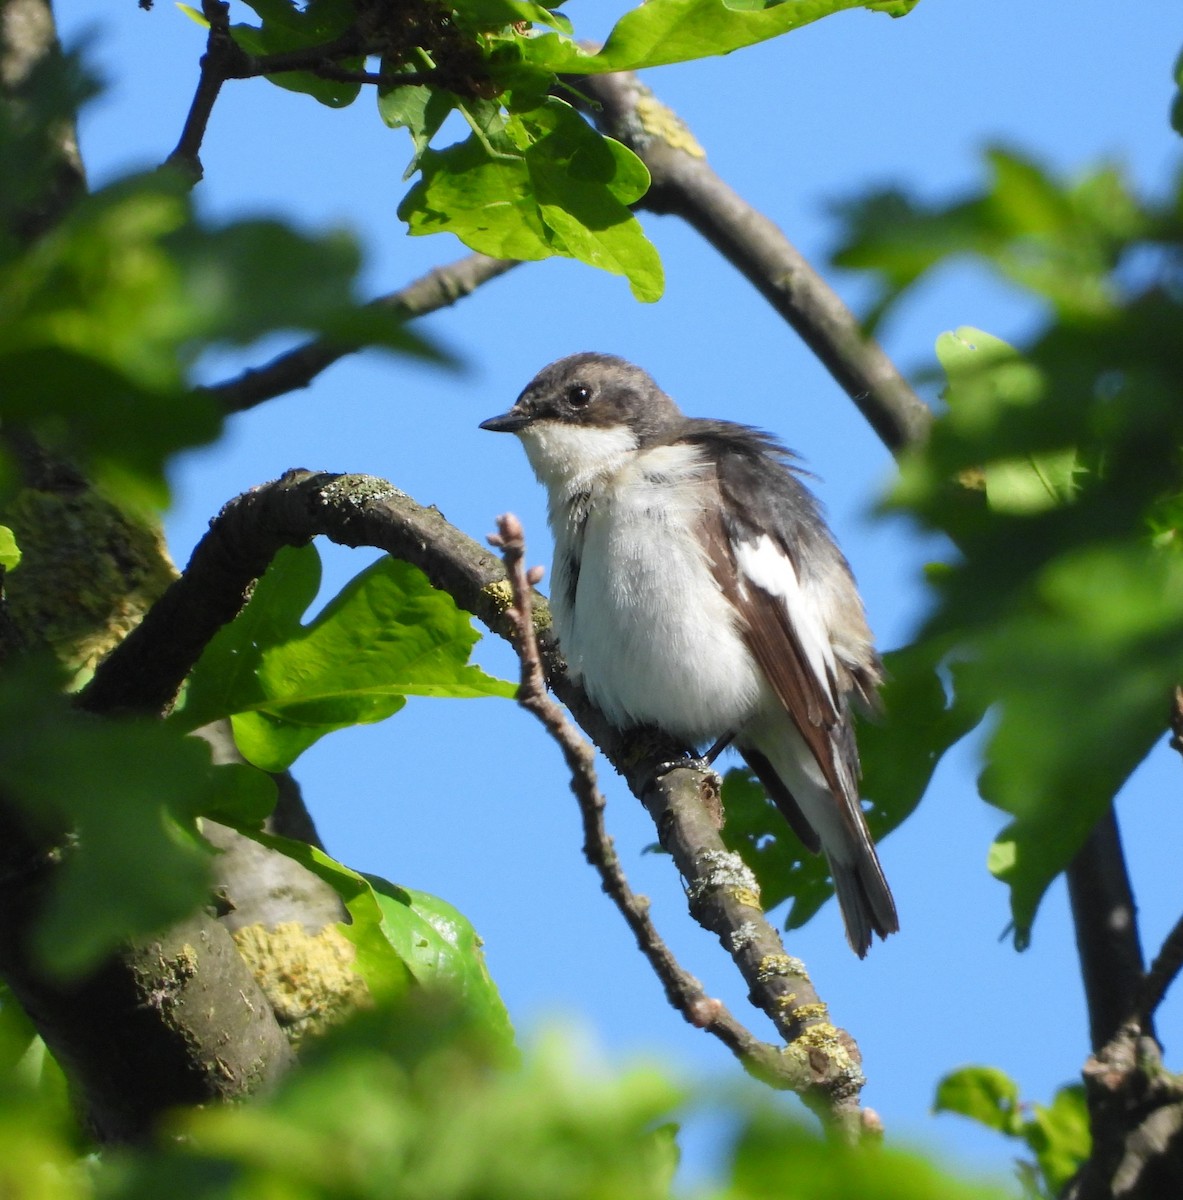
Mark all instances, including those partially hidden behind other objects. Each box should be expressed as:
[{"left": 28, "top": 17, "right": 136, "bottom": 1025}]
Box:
[
  {"left": 80, "top": 470, "right": 871, "bottom": 1125},
  {"left": 488, "top": 512, "right": 807, "bottom": 1093}
]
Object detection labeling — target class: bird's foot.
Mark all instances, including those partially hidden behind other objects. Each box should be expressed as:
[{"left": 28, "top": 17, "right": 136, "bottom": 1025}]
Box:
[{"left": 647, "top": 752, "right": 720, "bottom": 789}]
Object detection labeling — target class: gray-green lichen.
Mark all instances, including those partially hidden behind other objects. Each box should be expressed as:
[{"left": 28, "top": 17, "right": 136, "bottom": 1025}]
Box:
[
  {"left": 633, "top": 92, "right": 706, "bottom": 159},
  {"left": 318, "top": 475, "right": 404, "bottom": 508},
  {"left": 3, "top": 484, "right": 177, "bottom": 681},
  {"left": 689, "top": 849, "right": 761, "bottom": 908}
]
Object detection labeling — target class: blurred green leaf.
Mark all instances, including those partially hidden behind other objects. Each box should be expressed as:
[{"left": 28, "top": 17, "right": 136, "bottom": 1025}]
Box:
[
  {"left": 0, "top": 665, "right": 259, "bottom": 977},
  {"left": 934, "top": 1066, "right": 1023, "bottom": 1136},
  {"left": 977, "top": 543, "right": 1183, "bottom": 943},
  {"left": 831, "top": 149, "right": 1148, "bottom": 332},
  {"left": 0, "top": 174, "right": 439, "bottom": 511},
  {"left": 1025, "top": 1086, "right": 1090, "bottom": 1196},
  {"left": 725, "top": 1097, "right": 1011, "bottom": 1200},
  {"left": 0, "top": 985, "right": 37, "bottom": 1074},
  {"left": 936, "top": 1070, "right": 1088, "bottom": 1198},
  {"left": 364, "top": 875, "right": 515, "bottom": 1052},
  {"left": 180, "top": 544, "right": 513, "bottom": 772},
  {"left": 0, "top": 525, "right": 20, "bottom": 571},
  {"left": 399, "top": 98, "right": 663, "bottom": 302},
  {"left": 888, "top": 311, "right": 1183, "bottom": 943}
]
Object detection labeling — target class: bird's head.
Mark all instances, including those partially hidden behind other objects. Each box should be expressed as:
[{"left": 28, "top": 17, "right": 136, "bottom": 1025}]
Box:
[{"left": 480, "top": 353, "right": 681, "bottom": 492}]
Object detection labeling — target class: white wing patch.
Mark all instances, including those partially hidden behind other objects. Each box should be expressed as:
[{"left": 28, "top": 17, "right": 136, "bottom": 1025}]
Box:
[{"left": 734, "top": 534, "right": 840, "bottom": 712}]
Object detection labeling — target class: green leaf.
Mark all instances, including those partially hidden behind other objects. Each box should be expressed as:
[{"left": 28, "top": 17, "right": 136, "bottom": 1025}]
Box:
[
  {"left": 231, "top": 0, "right": 362, "bottom": 108},
  {"left": 728, "top": 1097, "right": 1013, "bottom": 1200},
  {"left": 364, "top": 875, "right": 515, "bottom": 1052},
  {"left": 399, "top": 98, "right": 663, "bottom": 302},
  {"left": 0, "top": 525, "right": 20, "bottom": 571},
  {"left": 378, "top": 76, "right": 457, "bottom": 180},
  {"left": 978, "top": 543, "right": 1183, "bottom": 944},
  {"left": 934, "top": 1066, "right": 1023, "bottom": 1136},
  {"left": 0, "top": 174, "right": 435, "bottom": 511},
  {"left": 179, "top": 544, "right": 514, "bottom": 772},
  {"left": 831, "top": 149, "right": 1147, "bottom": 330},
  {"left": 175, "top": 3, "right": 210, "bottom": 27},
  {"left": 523, "top": 0, "right": 919, "bottom": 76}
]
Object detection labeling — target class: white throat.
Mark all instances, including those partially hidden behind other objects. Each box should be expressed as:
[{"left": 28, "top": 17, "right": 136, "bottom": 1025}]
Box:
[{"left": 517, "top": 420, "right": 639, "bottom": 496}]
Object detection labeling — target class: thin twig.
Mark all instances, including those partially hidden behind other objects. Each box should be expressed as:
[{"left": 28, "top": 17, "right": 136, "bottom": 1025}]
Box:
[
  {"left": 488, "top": 513, "right": 792, "bottom": 1081},
  {"left": 199, "top": 255, "right": 521, "bottom": 414},
  {"left": 1136, "top": 912, "right": 1183, "bottom": 1028}
]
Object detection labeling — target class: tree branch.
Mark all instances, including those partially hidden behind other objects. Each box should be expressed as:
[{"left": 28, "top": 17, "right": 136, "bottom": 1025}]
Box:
[
  {"left": 199, "top": 254, "right": 520, "bottom": 414},
  {"left": 164, "top": 0, "right": 438, "bottom": 181},
  {"left": 574, "top": 71, "right": 932, "bottom": 453},
  {"left": 1066, "top": 808, "right": 1147, "bottom": 1052},
  {"left": 488, "top": 512, "right": 810, "bottom": 1094},
  {"left": 79, "top": 471, "right": 872, "bottom": 1127},
  {"left": 0, "top": 795, "right": 294, "bottom": 1142}
]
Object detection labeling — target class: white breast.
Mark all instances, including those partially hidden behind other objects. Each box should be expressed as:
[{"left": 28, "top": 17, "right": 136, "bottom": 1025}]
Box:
[{"left": 550, "top": 441, "right": 762, "bottom": 743}]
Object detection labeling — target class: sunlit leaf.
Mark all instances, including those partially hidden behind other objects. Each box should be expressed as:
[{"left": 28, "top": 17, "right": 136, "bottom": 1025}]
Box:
[
  {"left": 0, "top": 525, "right": 20, "bottom": 571},
  {"left": 399, "top": 98, "right": 663, "bottom": 302},
  {"left": 179, "top": 544, "right": 514, "bottom": 772},
  {"left": 522, "top": 0, "right": 919, "bottom": 76},
  {"left": 365, "top": 875, "right": 515, "bottom": 1052}
]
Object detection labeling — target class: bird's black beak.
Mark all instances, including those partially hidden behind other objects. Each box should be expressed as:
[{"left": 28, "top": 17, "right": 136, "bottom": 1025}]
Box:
[{"left": 479, "top": 409, "right": 530, "bottom": 433}]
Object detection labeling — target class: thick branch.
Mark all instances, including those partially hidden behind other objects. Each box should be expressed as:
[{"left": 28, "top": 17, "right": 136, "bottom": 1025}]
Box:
[
  {"left": 575, "top": 71, "right": 931, "bottom": 453},
  {"left": 200, "top": 254, "right": 520, "bottom": 414},
  {"left": 0, "top": 797, "right": 293, "bottom": 1142},
  {"left": 79, "top": 471, "right": 870, "bottom": 1123},
  {"left": 1066, "top": 808, "right": 1147, "bottom": 1052}
]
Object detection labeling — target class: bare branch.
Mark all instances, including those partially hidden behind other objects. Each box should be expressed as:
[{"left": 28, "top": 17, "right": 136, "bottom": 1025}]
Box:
[
  {"left": 164, "top": 0, "right": 438, "bottom": 182},
  {"left": 79, "top": 471, "right": 869, "bottom": 1127},
  {"left": 574, "top": 71, "right": 932, "bottom": 453},
  {"left": 1136, "top": 912, "right": 1183, "bottom": 1030},
  {"left": 1066, "top": 808, "right": 1148, "bottom": 1052},
  {"left": 200, "top": 254, "right": 521, "bottom": 414}
]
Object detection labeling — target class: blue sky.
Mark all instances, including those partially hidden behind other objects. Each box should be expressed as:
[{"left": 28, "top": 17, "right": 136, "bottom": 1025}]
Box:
[{"left": 54, "top": 0, "right": 1182, "bottom": 1186}]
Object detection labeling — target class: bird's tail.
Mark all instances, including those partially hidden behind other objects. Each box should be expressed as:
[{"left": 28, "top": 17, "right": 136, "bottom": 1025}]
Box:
[{"left": 741, "top": 738, "right": 898, "bottom": 958}]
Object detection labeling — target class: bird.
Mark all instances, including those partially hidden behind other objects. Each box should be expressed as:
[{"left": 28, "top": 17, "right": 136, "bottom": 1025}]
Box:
[{"left": 480, "top": 352, "right": 897, "bottom": 956}]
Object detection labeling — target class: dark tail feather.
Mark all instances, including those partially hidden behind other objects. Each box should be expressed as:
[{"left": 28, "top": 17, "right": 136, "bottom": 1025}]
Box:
[{"left": 829, "top": 847, "right": 898, "bottom": 959}]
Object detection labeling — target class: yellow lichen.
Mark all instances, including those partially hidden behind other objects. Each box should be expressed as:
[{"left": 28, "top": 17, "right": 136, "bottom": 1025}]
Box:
[
  {"left": 481, "top": 578, "right": 515, "bottom": 612},
  {"left": 635, "top": 94, "right": 707, "bottom": 158},
  {"left": 790, "top": 1002, "right": 829, "bottom": 1024},
  {"left": 233, "top": 922, "right": 370, "bottom": 1048}
]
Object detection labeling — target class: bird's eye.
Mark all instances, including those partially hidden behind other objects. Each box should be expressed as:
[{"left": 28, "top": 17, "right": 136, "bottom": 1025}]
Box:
[{"left": 566, "top": 384, "right": 592, "bottom": 407}]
